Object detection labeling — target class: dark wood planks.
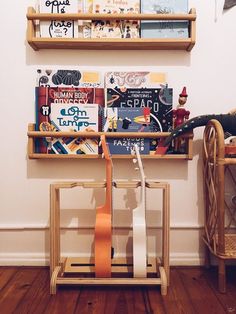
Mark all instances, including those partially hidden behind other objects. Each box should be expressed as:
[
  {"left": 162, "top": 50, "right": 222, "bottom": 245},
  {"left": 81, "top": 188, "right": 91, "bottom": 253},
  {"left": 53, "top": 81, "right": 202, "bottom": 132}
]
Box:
[
  {"left": 0, "top": 267, "right": 41, "bottom": 313},
  {"left": 1, "top": 266, "right": 236, "bottom": 313}
]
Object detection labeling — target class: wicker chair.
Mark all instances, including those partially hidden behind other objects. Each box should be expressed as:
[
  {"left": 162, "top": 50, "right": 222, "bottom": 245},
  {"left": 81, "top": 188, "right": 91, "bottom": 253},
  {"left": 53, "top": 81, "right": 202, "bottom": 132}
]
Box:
[{"left": 202, "top": 119, "right": 236, "bottom": 293}]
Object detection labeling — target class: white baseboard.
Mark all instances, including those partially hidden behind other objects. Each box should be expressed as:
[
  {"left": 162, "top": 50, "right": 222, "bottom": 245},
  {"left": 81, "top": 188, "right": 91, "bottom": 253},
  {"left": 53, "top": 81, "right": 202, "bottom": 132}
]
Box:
[
  {"left": 0, "top": 253, "right": 49, "bottom": 266},
  {"left": 0, "top": 252, "right": 204, "bottom": 267},
  {"left": 170, "top": 253, "right": 205, "bottom": 266},
  {"left": 0, "top": 226, "right": 205, "bottom": 266}
]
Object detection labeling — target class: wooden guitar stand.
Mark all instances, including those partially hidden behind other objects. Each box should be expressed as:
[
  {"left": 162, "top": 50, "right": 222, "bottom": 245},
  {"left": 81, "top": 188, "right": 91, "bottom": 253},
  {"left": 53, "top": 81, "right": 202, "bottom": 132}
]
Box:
[
  {"left": 49, "top": 180, "right": 170, "bottom": 295},
  {"left": 49, "top": 138, "right": 170, "bottom": 295}
]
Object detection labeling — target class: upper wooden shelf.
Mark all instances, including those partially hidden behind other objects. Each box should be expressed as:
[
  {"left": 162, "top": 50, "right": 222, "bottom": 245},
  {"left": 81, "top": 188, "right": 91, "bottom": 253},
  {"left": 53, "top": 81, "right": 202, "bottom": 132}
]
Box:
[
  {"left": 27, "top": 123, "right": 193, "bottom": 160},
  {"left": 26, "top": 7, "right": 196, "bottom": 51}
]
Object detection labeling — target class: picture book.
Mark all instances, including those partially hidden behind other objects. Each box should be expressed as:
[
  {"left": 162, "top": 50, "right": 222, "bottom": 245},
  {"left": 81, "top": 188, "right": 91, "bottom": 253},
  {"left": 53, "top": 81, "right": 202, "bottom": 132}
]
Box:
[
  {"left": 49, "top": 137, "right": 99, "bottom": 155},
  {"left": 79, "top": 0, "right": 93, "bottom": 38},
  {"left": 37, "top": 69, "right": 103, "bottom": 88},
  {"left": 141, "top": 0, "right": 188, "bottom": 14},
  {"left": 91, "top": 19, "right": 139, "bottom": 39},
  {"left": 141, "top": 22, "right": 189, "bottom": 39},
  {"left": 103, "top": 107, "right": 150, "bottom": 155},
  {"left": 107, "top": 137, "right": 149, "bottom": 155},
  {"left": 35, "top": 86, "right": 104, "bottom": 154},
  {"left": 103, "top": 107, "right": 150, "bottom": 132},
  {"left": 106, "top": 87, "right": 173, "bottom": 132},
  {"left": 91, "top": 20, "right": 123, "bottom": 38},
  {"left": 91, "top": 0, "right": 140, "bottom": 39},
  {"left": 105, "top": 71, "right": 166, "bottom": 89},
  {"left": 93, "top": 0, "right": 139, "bottom": 14},
  {"left": 141, "top": 0, "right": 189, "bottom": 39},
  {"left": 106, "top": 87, "right": 173, "bottom": 152},
  {"left": 50, "top": 103, "right": 98, "bottom": 132},
  {"left": 39, "top": 0, "right": 79, "bottom": 38}
]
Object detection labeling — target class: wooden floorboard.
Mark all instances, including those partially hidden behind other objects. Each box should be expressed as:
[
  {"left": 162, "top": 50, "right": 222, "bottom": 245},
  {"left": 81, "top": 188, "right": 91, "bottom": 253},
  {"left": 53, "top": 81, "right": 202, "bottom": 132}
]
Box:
[
  {"left": 1, "top": 266, "right": 236, "bottom": 313},
  {"left": 161, "top": 268, "right": 195, "bottom": 314},
  {"left": 203, "top": 266, "right": 236, "bottom": 313}
]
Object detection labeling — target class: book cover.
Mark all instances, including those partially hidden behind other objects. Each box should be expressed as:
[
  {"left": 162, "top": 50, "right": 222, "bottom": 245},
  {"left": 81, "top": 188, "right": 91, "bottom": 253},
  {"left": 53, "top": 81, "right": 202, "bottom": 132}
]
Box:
[
  {"left": 103, "top": 107, "right": 150, "bottom": 132},
  {"left": 91, "top": 0, "right": 140, "bottom": 38},
  {"left": 91, "top": 20, "right": 123, "bottom": 38},
  {"left": 103, "top": 107, "right": 150, "bottom": 155},
  {"left": 79, "top": 0, "right": 93, "bottom": 38},
  {"left": 106, "top": 87, "right": 173, "bottom": 132},
  {"left": 141, "top": 21, "right": 189, "bottom": 39},
  {"left": 39, "top": 0, "right": 79, "bottom": 38},
  {"left": 35, "top": 86, "right": 104, "bottom": 154},
  {"left": 37, "top": 69, "right": 103, "bottom": 88},
  {"left": 107, "top": 137, "right": 149, "bottom": 155},
  {"left": 49, "top": 136, "right": 99, "bottom": 154},
  {"left": 93, "top": 0, "right": 139, "bottom": 14},
  {"left": 141, "top": 0, "right": 188, "bottom": 14},
  {"left": 106, "top": 87, "right": 173, "bottom": 152},
  {"left": 105, "top": 71, "right": 166, "bottom": 89},
  {"left": 141, "top": 0, "right": 189, "bottom": 39}
]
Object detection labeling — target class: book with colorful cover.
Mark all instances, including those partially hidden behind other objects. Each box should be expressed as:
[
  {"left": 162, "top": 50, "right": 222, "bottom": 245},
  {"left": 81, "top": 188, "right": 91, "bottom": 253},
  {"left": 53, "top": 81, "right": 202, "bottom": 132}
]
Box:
[
  {"left": 141, "top": 0, "right": 189, "bottom": 39},
  {"left": 35, "top": 86, "right": 104, "bottom": 154},
  {"left": 37, "top": 69, "right": 103, "bottom": 88},
  {"left": 103, "top": 107, "right": 150, "bottom": 154},
  {"left": 105, "top": 71, "right": 166, "bottom": 89},
  {"left": 106, "top": 87, "right": 173, "bottom": 152},
  {"left": 91, "top": 0, "right": 140, "bottom": 39},
  {"left": 39, "top": 0, "right": 79, "bottom": 38},
  {"left": 106, "top": 87, "right": 173, "bottom": 132}
]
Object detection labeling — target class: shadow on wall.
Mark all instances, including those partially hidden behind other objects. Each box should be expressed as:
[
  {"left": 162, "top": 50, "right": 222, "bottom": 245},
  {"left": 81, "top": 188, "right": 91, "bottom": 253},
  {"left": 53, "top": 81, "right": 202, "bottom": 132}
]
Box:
[
  {"left": 27, "top": 158, "right": 106, "bottom": 180},
  {"left": 25, "top": 42, "right": 192, "bottom": 67},
  {"left": 27, "top": 157, "right": 191, "bottom": 180}
]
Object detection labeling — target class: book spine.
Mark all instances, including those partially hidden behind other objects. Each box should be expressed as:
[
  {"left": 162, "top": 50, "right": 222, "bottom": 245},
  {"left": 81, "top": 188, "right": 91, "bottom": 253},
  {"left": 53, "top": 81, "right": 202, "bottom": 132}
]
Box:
[{"left": 35, "top": 87, "right": 49, "bottom": 154}]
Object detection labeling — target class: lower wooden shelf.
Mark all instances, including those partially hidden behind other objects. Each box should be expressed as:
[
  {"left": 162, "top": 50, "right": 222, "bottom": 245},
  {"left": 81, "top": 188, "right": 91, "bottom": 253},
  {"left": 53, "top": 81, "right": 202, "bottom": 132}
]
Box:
[{"left": 27, "top": 123, "right": 193, "bottom": 160}]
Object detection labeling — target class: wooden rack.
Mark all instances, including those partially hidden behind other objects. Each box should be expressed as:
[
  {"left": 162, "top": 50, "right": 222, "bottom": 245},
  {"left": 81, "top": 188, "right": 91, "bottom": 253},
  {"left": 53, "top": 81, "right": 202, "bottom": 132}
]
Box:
[
  {"left": 26, "top": 7, "right": 196, "bottom": 51},
  {"left": 50, "top": 180, "right": 170, "bottom": 295},
  {"left": 202, "top": 119, "right": 236, "bottom": 293},
  {"left": 27, "top": 123, "right": 193, "bottom": 160}
]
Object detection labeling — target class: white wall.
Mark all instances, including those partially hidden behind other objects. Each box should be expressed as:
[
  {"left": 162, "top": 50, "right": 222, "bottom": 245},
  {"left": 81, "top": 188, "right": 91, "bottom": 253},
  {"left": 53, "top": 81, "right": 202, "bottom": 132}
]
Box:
[{"left": 1, "top": 0, "right": 235, "bottom": 266}]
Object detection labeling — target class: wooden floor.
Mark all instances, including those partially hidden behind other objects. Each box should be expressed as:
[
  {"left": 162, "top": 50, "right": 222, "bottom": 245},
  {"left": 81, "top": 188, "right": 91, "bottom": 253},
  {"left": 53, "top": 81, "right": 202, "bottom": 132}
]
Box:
[{"left": 1, "top": 266, "right": 236, "bottom": 313}]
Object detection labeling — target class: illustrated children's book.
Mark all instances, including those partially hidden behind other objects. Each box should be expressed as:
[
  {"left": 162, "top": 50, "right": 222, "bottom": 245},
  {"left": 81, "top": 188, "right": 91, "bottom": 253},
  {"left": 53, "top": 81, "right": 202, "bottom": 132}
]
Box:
[
  {"left": 103, "top": 107, "right": 150, "bottom": 132},
  {"left": 141, "top": 0, "right": 189, "bottom": 39},
  {"left": 105, "top": 71, "right": 166, "bottom": 89},
  {"left": 35, "top": 86, "right": 104, "bottom": 154},
  {"left": 48, "top": 102, "right": 98, "bottom": 154},
  {"left": 106, "top": 87, "right": 173, "bottom": 152},
  {"left": 39, "top": 0, "right": 79, "bottom": 38},
  {"left": 106, "top": 87, "right": 173, "bottom": 132},
  {"left": 79, "top": 0, "right": 93, "bottom": 38},
  {"left": 103, "top": 107, "right": 150, "bottom": 154},
  {"left": 91, "top": 0, "right": 140, "bottom": 38},
  {"left": 37, "top": 69, "right": 103, "bottom": 88}
]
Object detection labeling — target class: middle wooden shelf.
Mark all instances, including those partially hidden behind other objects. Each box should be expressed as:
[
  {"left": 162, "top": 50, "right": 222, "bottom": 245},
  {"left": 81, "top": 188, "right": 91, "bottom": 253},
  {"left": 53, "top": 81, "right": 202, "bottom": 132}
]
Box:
[{"left": 27, "top": 123, "right": 193, "bottom": 160}]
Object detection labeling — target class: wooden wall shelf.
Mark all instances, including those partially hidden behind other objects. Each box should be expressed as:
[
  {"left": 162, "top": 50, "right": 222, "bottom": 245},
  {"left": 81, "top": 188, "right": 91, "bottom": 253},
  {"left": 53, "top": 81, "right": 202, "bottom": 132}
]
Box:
[
  {"left": 26, "top": 7, "right": 196, "bottom": 51},
  {"left": 27, "top": 123, "right": 193, "bottom": 160}
]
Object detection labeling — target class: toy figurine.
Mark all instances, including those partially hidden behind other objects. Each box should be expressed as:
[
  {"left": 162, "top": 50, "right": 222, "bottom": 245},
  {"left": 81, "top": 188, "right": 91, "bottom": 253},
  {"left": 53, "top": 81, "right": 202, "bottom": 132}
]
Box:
[
  {"left": 173, "top": 87, "right": 190, "bottom": 128},
  {"left": 172, "top": 87, "right": 190, "bottom": 152}
]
